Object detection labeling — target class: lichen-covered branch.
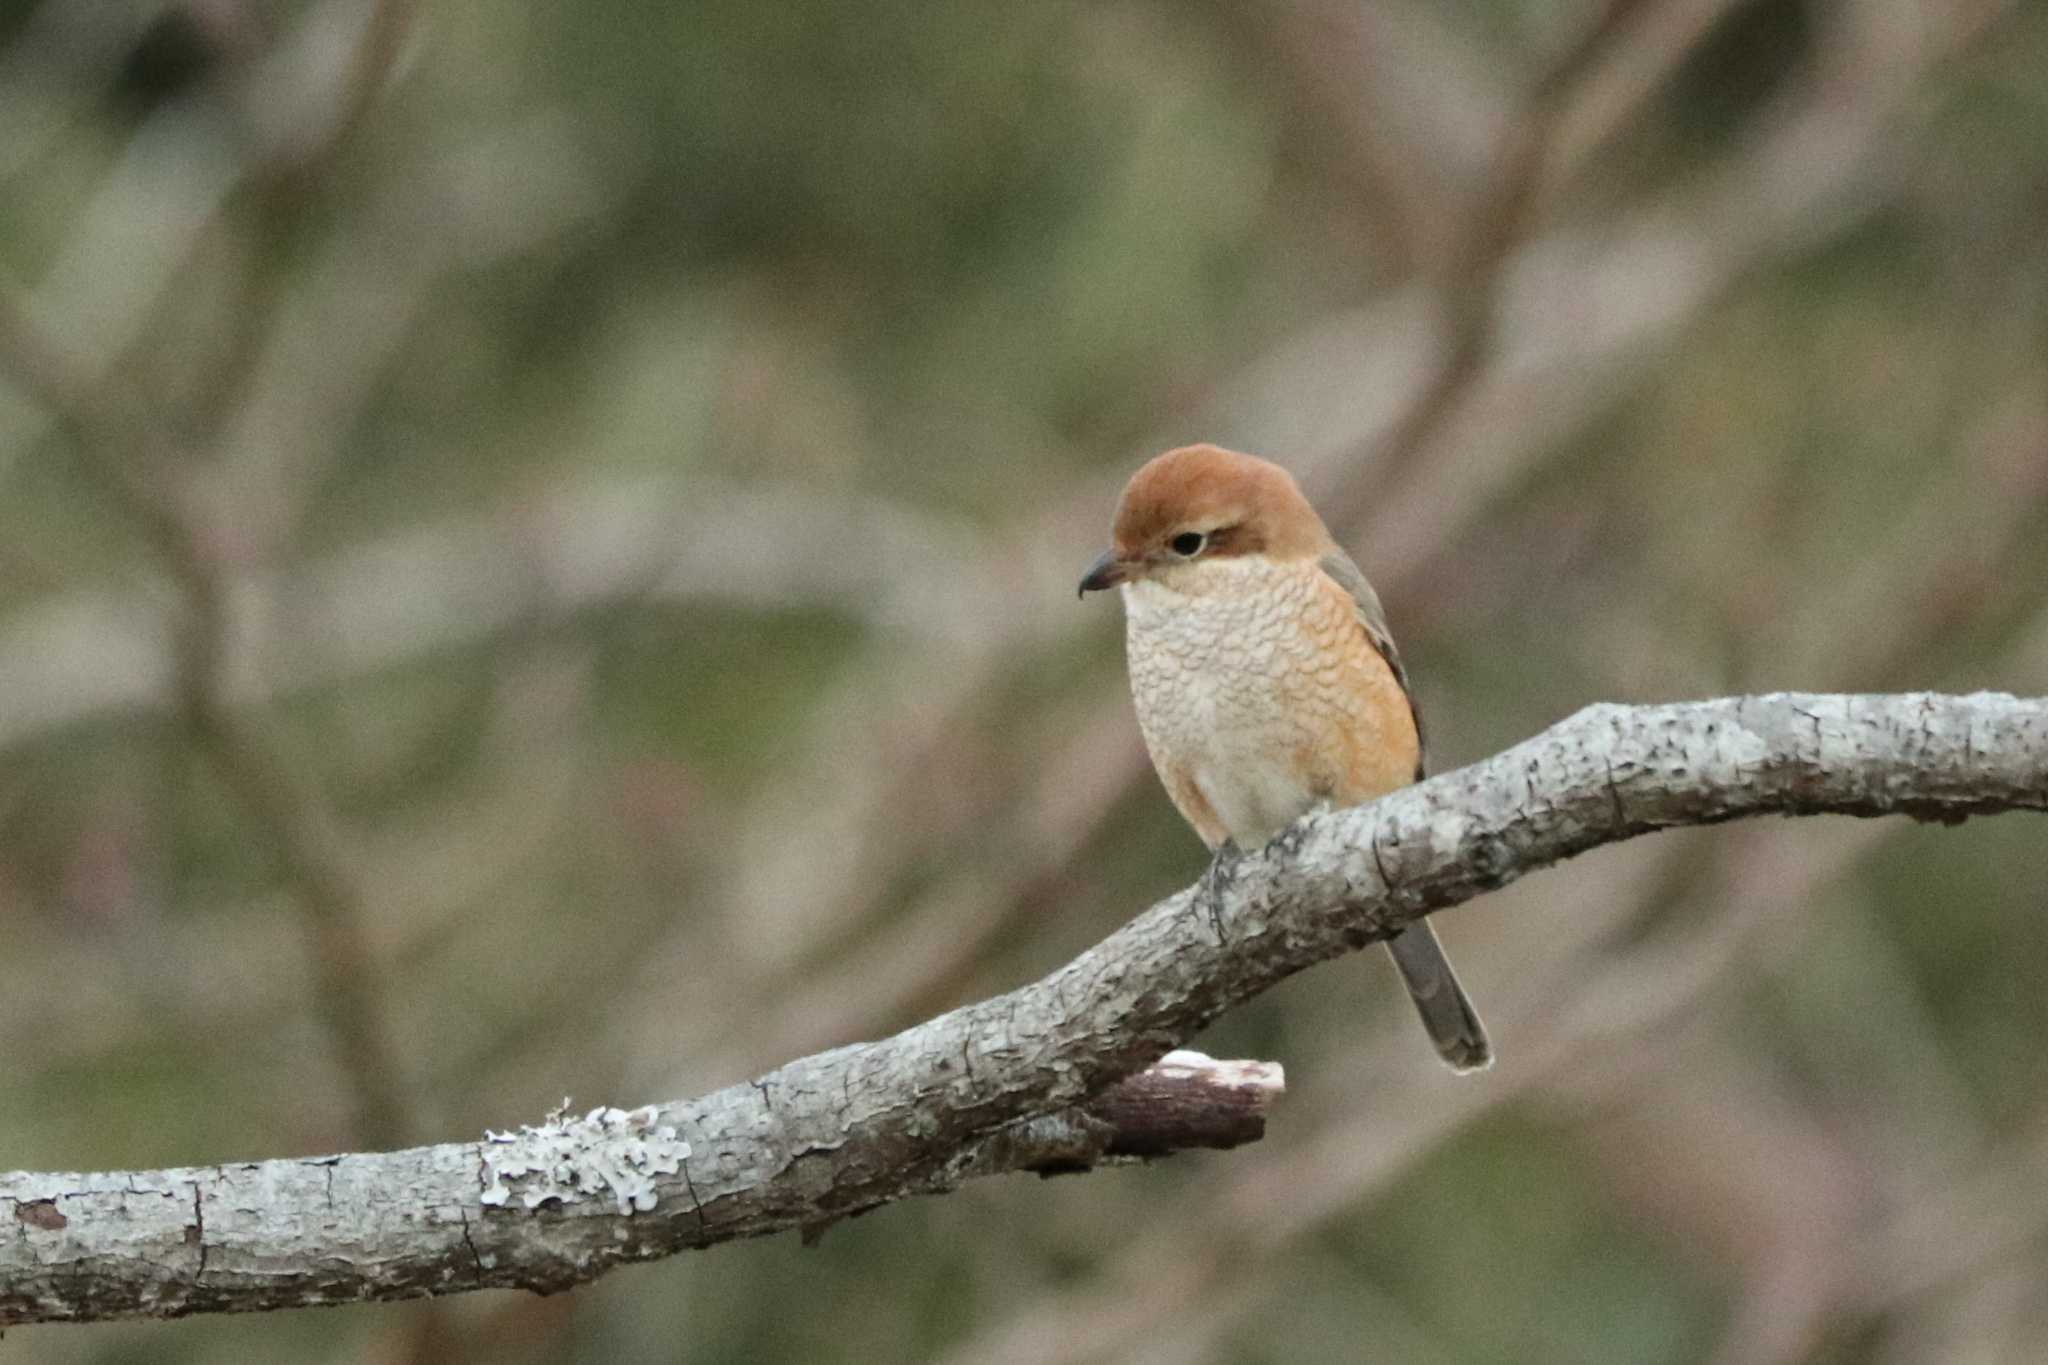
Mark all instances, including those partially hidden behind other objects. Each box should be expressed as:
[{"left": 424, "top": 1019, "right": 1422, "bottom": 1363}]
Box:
[
  {"left": 1, "top": 1053, "right": 1285, "bottom": 1325},
  {"left": 4, "top": 692, "right": 2044, "bottom": 1328}
]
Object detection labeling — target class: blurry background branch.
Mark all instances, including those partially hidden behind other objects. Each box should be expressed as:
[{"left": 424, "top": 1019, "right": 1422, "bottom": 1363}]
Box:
[
  {"left": 1329, "top": 0, "right": 1656, "bottom": 518},
  {"left": 0, "top": 0, "right": 429, "bottom": 1166},
  {"left": 0, "top": 270, "right": 414, "bottom": 1153},
  {"left": 3, "top": 691, "right": 2043, "bottom": 1328}
]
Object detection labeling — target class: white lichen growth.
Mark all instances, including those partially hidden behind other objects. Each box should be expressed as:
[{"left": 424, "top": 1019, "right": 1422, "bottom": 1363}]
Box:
[{"left": 479, "top": 1100, "right": 690, "bottom": 1216}]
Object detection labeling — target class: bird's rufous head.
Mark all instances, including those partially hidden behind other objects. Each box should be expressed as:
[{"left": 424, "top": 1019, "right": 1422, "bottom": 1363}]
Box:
[{"left": 1077, "top": 444, "right": 1333, "bottom": 596}]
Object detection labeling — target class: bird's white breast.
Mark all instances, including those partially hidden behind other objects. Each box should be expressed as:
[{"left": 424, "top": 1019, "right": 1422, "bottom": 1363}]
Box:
[{"left": 1120, "top": 559, "right": 1332, "bottom": 848}]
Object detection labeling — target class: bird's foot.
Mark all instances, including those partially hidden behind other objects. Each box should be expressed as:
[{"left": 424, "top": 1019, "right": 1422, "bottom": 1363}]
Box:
[{"left": 1197, "top": 841, "right": 1245, "bottom": 945}]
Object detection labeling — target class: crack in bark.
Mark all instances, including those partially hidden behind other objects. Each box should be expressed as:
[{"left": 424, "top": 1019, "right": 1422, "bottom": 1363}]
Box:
[
  {"left": 1603, "top": 756, "right": 1627, "bottom": 830},
  {"left": 677, "top": 1156, "right": 707, "bottom": 1235},
  {"left": 189, "top": 1184, "right": 207, "bottom": 1284},
  {"left": 456, "top": 1209, "right": 485, "bottom": 1284}
]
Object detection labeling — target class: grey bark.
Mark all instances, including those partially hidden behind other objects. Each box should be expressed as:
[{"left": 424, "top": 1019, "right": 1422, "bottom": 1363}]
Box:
[{"left": 4, "top": 692, "right": 2044, "bottom": 1328}]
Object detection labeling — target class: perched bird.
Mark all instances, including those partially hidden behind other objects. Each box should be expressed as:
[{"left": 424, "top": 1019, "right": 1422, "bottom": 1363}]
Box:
[{"left": 1079, "top": 443, "right": 1490, "bottom": 1071}]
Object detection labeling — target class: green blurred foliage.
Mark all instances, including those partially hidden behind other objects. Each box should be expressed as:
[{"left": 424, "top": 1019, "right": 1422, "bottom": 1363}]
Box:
[{"left": 4, "top": 0, "right": 2048, "bottom": 1361}]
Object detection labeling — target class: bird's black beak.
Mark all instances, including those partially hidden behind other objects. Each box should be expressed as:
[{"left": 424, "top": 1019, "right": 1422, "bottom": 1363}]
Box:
[{"left": 1077, "top": 550, "right": 1130, "bottom": 598}]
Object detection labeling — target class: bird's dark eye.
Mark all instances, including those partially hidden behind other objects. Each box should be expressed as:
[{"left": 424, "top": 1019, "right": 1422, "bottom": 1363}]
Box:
[{"left": 1169, "top": 531, "right": 1206, "bottom": 557}]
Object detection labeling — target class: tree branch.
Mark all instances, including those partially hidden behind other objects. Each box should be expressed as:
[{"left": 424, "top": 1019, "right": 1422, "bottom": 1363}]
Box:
[{"left": 3, "top": 692, "right": 2043, "bottom": 1327}]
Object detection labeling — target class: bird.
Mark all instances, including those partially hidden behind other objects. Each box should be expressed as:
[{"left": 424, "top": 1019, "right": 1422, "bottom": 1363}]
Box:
[{"left": 1078, "top": 442, "right": 1491, "bottom": 1071}]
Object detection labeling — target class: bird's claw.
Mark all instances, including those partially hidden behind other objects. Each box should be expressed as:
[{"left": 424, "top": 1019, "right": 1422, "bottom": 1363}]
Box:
[{"left": 1201, "top": 839, "right": 1246, "bottom": 896}]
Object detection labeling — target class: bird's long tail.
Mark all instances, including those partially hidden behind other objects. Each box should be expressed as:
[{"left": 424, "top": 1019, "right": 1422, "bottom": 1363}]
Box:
[{"left": 1384, "top": 923, "right": 1492, "bottom": 1072}]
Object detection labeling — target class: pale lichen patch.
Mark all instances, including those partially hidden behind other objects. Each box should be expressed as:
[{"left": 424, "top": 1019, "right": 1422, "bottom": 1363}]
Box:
[
  {"left": 1151, "top": 1049, "right": 1284, "bottom": 1094},
  {"left": 479, "top": 1102, "right": 690, "bottom": 1216}
]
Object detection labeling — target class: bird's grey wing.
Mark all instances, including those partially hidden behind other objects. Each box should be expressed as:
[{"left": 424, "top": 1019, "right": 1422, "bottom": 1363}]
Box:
[
  {"left": 1317, "top": 547, "right": 1426, "bottom": 779},
  {"left": 1320, "top": 549, "right": 1489, "bottom": 1071}
]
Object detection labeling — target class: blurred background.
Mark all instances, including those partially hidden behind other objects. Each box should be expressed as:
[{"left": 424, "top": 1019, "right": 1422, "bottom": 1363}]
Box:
[{"left": 3, "top": 0, "right": 2047, "bottom": 1361}]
